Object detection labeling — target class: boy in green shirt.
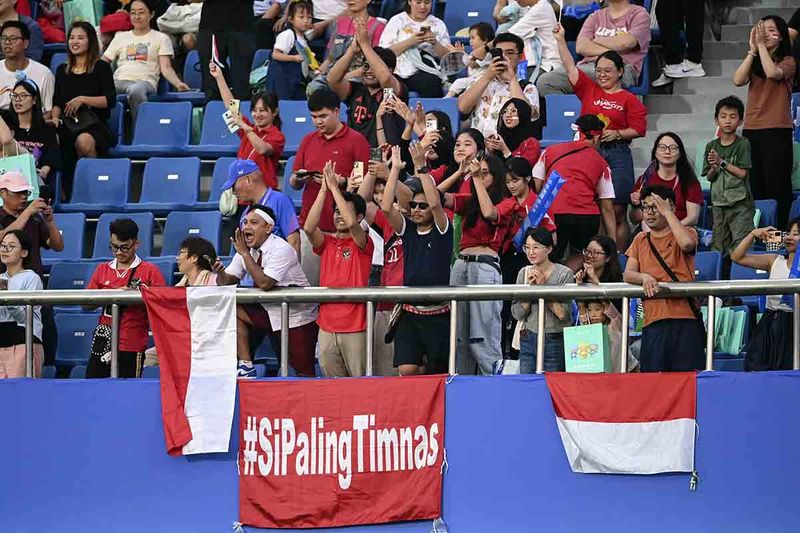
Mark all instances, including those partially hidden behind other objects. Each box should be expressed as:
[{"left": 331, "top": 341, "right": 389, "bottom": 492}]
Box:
[{"left": 702, "top": 96, "right": 754, "bottom": 276}]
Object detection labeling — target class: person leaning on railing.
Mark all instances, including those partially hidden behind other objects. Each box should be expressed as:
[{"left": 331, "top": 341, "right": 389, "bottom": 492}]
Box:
[
  {"left": 731, "top": 219, "right": 800, "bottom": 371},
  {"left": 0, "top": 229, "right": 43, "bottom": 378}
]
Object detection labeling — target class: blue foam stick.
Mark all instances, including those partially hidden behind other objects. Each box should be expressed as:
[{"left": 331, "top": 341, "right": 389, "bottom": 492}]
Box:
[{"left": 513, "top": 170, "right": 566, "bottom": 250}]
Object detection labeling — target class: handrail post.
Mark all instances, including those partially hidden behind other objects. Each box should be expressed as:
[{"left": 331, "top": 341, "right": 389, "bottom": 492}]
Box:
[
  {"left": 365, "top": 301, "right": 374, "bottom": 377},
  {"left": 620, "top": 297, "right": 629, "bottom": 373},
  {"left": 280, "top": 302, "right": 289, "bottom": 378},
  {"left": 111, "top": 303, "right": 120, "bottom": 378},
  {"left": 25, "top": 305, "right": 33, "bottom": 378},
  {"left": 705, "top": 295, "right": 715, "bottom": 371},
  {"left": 794, "top": 294, "right": 799, "bottom": 371},
  {"left": 448, "top": 300, "right": 457, "bottom": 375},
  {"left": 535, "top": 298, "right": 545, "bottom": 374}
]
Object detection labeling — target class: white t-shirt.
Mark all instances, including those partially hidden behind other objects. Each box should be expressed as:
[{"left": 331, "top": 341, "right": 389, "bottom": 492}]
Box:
[
  {"left": 0, "top": 59, "right": 54, "bottom": 111},
  {"left": 507, "top": 0, "right": 562, "bottom": 73},
  {"left": 378, "top": 12, "right": 451, "bottom": 79},
  {"left": 470, "top": 78, "right": 540, "bottom": 137},
  {"left": 313, "top": 0, "right": 346, "bottom": 21},
  {"left": 274, "top": 28, "right": 308, "bottom": 54},
  {"left": 225, "top": 234, "right": 318, "bottom": 330},
  {"left": 0, "top": 269, "right": 43, "bottom": 340},
  {"left": 103, "top": 29, "right": 175, "bottom": 89},
  {"left": 253, "top": 0, "right": 286, "bottom": 16}
]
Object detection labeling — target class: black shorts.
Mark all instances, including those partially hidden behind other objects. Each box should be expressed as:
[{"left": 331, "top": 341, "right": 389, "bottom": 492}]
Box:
[
  {"left": 393, "top": 312, "right": 450, "bottom": 373},
  {"left": 551, "top": 214, "right": 601, "bottom": 261}
]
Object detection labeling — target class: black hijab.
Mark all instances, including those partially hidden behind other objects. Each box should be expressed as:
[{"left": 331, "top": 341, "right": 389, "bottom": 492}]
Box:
[{"left": 496, "top": 98, "right": 535, "bottom": 153}]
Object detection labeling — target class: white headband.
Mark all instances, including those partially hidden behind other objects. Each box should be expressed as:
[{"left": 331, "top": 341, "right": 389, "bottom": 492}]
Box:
[{"left": 251, "top": 208, "right": 275, "bottom": 226}]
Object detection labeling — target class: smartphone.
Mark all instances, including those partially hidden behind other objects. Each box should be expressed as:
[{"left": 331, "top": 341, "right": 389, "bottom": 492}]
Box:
[
  {"left": 0, "top": 278, "right": 7, "bottom": 291},
  {"left": 490, "top": 48, "right": 503, "bottom": 60},
  {"left": 765, "top": 230, "right": 785, "bottom": 252},
  {"left": 352, "top": 161, "right": 364, "bottom": 179},
  {"left": 222, "top": 110, "right": 240, "bottom": 133},
  {"left": 39, "top": 184, "right": 54, "bottom": 205},
  {"left": 382, "top": 87, "right": 394, "bottom": 100},
  {"left": 296, "top": 169, "right": 320, "bottom": 180},
  {"left": 229, "top": 99, "right": 241, "bottom": 116},
  {"left": 425, "top": 117, "right": 438, "bottom": 133},
  {"left": 420, "top": 26, "right": 430, "bottom": 33},
  {"left": 370, "top": 147, "right": 383, "bottom": 161}
]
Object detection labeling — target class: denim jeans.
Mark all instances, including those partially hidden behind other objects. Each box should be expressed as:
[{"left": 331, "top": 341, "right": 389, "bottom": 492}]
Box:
[
  {"left": 597, "top": 142, "right": 635, "bottom": 205},
  {"left": 519, "top": 331, "right": 565, "bottom": 373}
]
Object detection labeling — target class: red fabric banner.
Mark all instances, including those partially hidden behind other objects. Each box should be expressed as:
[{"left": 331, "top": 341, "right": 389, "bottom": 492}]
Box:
[{"left": 238, "top": 375, "right": 446, "bottom": 529}]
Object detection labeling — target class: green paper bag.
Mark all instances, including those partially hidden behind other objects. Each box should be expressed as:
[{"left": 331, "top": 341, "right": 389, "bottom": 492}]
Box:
[
  {"left": 63, "top": 0, "right": 101, "bottom": 29},
  {"left": 724, "top": 310, "right": 747, "bottom": 355},
  {"left": 0, "top": 148, "right": 39, "bottom": 207},
  {"left": 563, "top": 323, "right": 611, "bottom": 373}
]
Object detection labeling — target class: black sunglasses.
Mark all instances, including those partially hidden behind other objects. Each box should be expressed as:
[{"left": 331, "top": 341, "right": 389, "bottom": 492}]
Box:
[{"left": 409, "top": 201, "right": 430, "bottom": 210}]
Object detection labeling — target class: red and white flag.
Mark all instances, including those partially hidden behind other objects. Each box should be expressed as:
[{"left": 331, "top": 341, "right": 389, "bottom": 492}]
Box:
[
  {"left": 546, "top": 372, "right": 697, "bottom": 474},
  {"left": 142, "top": 286, "right": 237, "bottom": 456},
  {"left": 211, "top": 34, "right": 225, "bottom": 69}
]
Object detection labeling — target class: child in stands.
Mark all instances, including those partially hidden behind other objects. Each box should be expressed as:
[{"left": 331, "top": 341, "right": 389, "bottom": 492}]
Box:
[{"left": 266, "top": 0, "right": 317, "bottom": 100}]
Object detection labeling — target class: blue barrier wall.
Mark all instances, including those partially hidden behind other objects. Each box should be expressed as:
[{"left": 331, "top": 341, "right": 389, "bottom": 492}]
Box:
[{"left": 1, "top": 373, "right": 799, "bottom": 532}]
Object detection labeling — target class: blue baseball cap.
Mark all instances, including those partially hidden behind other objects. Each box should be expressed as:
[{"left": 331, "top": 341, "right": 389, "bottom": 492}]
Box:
[{"left": 221, "top": 159, "right": 260, "bottom": 191}]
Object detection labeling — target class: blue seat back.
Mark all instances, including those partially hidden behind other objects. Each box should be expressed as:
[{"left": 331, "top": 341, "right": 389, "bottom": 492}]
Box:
[
  {"left": 42, "top": 213, "right": 85, "bottom": 263},
  {"left": 542, "top": 94, "right": 582, "bottom": 142},
  {"left": 55, "top": 314, "right": 98, "bottom": 365},
  {"left": 792, "top": 92, "right": 800, "bottom": 142},
  {"left": 281, "top": 156, "right": 303, "bottom": 210},
  {"left": 69, "top": 158, "right": 131, "bottom": 205},
  {"left": 108, "top": 101, "right": 125, "bottom": 146},
  {"left": 138, "top": 157, "right": 201, "bottom": 204},
  {"left": 183, "top": 50, "right": 202, "bottom": 91},
  {"left": 197, "top": 100, "right": 252, "bottom": 147},
  {"left": 69, "top": 365, "right": 87, "bottom": 378},
  {"left": 49, "top": 52, "right": 67, "bottom": 73},
  {"left": 279, "top": 100, "right": 316, "bottom": 153},
  {"left": 162, "top": 211, "right": 222, "bottom": 256},
  {"left": 790, "top": 198, "right": 800, "bottom": 222},
  {"left": 730, "top": 262, "right": 770, "bottom": 281},
  {"left": 142, "top": 366, "right": 160, "bottom": 378},
  {"left": 754, "top": 199, "right": 777, "bottom": 228},
  {"left": 130, "top": 102, "right": 192, "bottom": 149},
  {"left": 93, "top": 212, "right": 155, "bottom": 259},
  {"left": 443, "top": 0, "right": 495, "bottom": 34},
  {"left": 409, "top": 97, "right": 460, "bottom": 140},
  {"left": 252, "top": 49, "right": 271, "bottom": 70},
  {"left": 48, "top": 261, "right": 100, "bottom": 290},
  {"left": 694, "top": 251, "right": 721, "bottom": 281},
  {"left": 210, "top": 157, "right": 237, "bottom": 203},
  {"left": 148, "top": 257, "right": 176, "bottom": 285}
]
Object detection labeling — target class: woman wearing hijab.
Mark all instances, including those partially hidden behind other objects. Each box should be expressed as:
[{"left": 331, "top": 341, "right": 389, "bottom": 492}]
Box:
[{"left": 485, "top": 97, "right": 541, "bottom": 166}]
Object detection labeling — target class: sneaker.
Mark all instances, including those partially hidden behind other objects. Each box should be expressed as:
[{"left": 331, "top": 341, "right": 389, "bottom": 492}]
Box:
[
  {"left": 651, "top": 71, "right": 674, "bottom": 87},
  {"left": 237, "top": 361, "right": 257, "bottom": 378},
  {"left": 663, "top": 60, "right": 706, "bottom": 79}
]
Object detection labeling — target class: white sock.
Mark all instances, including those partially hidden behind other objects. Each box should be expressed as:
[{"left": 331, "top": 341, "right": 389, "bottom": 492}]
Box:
[{"left": 238, "top": 360, "right": 253, "bottom": 367}]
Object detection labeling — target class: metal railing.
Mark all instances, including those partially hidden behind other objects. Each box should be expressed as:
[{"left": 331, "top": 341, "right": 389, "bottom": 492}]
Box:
[{"left": 3, "top": 279, "right": 800, "bottom": 377}]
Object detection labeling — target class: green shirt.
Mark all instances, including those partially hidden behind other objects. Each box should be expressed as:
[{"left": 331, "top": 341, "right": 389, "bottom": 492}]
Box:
[{"left": 701, "top": 136, "right": 753, "bottom": 207}]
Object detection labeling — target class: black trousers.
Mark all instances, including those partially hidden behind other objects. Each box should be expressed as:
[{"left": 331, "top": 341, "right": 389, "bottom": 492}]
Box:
[
  {"left": 656, "top": 0, "right": 704, "bottom": 65},
  {"left": 640, "top": 318, "right": 705, "bottom": 372},
  {"left": 254, "top": 16, "right": 278, "bottom": 51},
  {"left": 86, "top": 350, "right": 144, "bottom": 378},
  {"left": 400, "top": 71, "right": 443, "bottom": 97},
  {"left": 197, "top": 28, "right": 257, "bottom": 100},
  {"left": 743, "top": 128, "right": 794, "bottom": 227}
]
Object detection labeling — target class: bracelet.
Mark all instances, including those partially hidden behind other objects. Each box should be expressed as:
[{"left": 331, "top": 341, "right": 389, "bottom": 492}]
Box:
[
  {"left": 747, "top": 51, "right": 757, "bottom": 58},
  {"left": 376, "top": 127, "right": 384, "bottom": 131}
]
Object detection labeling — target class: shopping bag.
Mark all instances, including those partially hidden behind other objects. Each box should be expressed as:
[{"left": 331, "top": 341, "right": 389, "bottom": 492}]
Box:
[
  {"left": 492, "top": 358, "right": 520, "bottom": 375},
  {"left": 63, "top": 0, "right": 100, "bottom": 28},
  {"left": 725, "top": 309, "right": 747, "bottom": 355},
  {"left": 563, "top": 323, "right": 611, "bottom": 373},
  {"left": 0, "top": 145, "right": 38, "bottom": 207}
]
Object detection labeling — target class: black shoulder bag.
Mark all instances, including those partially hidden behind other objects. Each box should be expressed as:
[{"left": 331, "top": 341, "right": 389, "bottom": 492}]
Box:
[{"left": 645, "top": 233, "right": 703, "bottom": 322}]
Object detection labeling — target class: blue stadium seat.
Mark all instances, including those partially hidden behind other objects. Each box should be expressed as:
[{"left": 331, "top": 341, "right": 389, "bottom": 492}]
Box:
[
  {"left": 280, "top": 100, "right": 316, "bottom": 154},
  {"left": 93, "top": 212, "right": 155, "bottom": 259},
  {"left": 790, "top": 198, "right": 800, "bottom": 222},
  {"left": 142, "top": 366, "right": 160, "bottom": 378},
  {"left": 186, "top": 101, "right": 252, "bottom": 157},
  {"left": 59, "top": 158, "right": 131, "bottom": 214},
  {"left": 694, "top": 251, "right": 721, "bottom": 281},
  {"left": 148, "top": 257, "right": 176, "bottom": 285},
  {"left": 69, "top": 365, "right": 87, "bottom": 378},
  {"left": 541, "top": 94, "right": 581, "bottom": 146},
  {"left": 184, "top": 50, "right": 203, "bottom": 91},
  {"left": 161, "top": 211, "right": 222, "bottom": 257},
  {"left": 618, "top": 252, "right": 627, "bottom": 271},
  {"left": 55, "top": 314, "right": 97, "bottom": 369},
  {"left": 49, "top": 52, "right": 67, "bottom": 74},
  {"left": 196, "top": 157, "right": 237, "bottom": 210},
  {"left": 792, "top": 92, "right": 799, "bottom": 142},
  {"left": 42, "top": 213, "right": 85, "bottom": 266},
  {"left": 754, "top": 199, "right": 777, "bottom": 228},
  {"left": 409, "top": 97, "right": 459, "bottom": 139},
  {"left": 254, "top": 364, "right": 267, "bottom": 378},
  {"left": 626, "top": 55, "right": 649, "bottom": 97},
  {"left": 252, "top": 49, "right": 271, "bottom": 70},
  {"left": 127, "top": 157, "right": 201, "bottom": 213},
  {"left": 713, "top": 358, "right": 744, "bottom": 371},
  {"left": 730, "top": 261, "right": 770, "bottom": 309},
  {"left": 443, "top": 0, "right": 495, "bottom": 34},
  {"left": 41, "top": 365, "right": 56, "bottom": 379},
  {"left": 111, "top": 102, "right": 192, "bottom": 157},
  {"left": 108, "top": 101, "right": 125, "bottom": 146},
  {"left": 149, "top": 51, "right": 206, "bottom": 104},
  {"left": 281, "top": 156, "right": 303, "bottom": 211},
  {"left": 48, "top": 261, "right": 99, "bottom": 290}
]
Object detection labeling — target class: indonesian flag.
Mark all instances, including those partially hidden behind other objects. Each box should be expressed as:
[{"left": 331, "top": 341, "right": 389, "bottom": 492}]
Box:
[
  {"left": 142, "top": 286, "right": 237, "bottom": 456},
  {"left": 211, "top": 35, "right": 225, "bottom": 70},
  {"left": 545, "top": 372, "right": 696, "bottom": 474}
]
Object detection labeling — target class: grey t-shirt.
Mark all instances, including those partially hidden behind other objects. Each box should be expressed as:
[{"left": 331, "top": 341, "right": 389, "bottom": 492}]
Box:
[
  {"left": 511, "top": 263, "right": 575, "bottom": 334},
  {"left": 0, "top": 269, "right": 43, "bottom": 340}
]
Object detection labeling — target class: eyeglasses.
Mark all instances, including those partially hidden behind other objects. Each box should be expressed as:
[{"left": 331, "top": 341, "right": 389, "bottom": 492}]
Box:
[
  {"left": 409, "top": 201, "right": 430, "bottom": 210},
  {"left": 641, "top": 205, "right": 659, "bottom": 213},
  {"left": 657, "top": 144, "right": 680, "bottom": 153},
  {"left": 0, "top": 244, "right": 18, "bottom": 252},
  {"left": 0, "top": 36, "right": 23, "bottom": 44},
  {"left": 523, "top": 244, "right": 549, "bottom": 253},
  {"left": 582, "top": 249, "right": 606, "bottom": 257},
  {"left": 10, "top": 93, "right": 31, "bottom": 101},
  {"left": 109, "top": 243, "right": 134, "bottom": 253}
]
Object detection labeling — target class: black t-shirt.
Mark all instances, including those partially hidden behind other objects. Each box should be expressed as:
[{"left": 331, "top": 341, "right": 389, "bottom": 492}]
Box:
[
  {"left": 789, "top": 8, "right": 800, "bottom": 91},
  {"left": 0, "top": 209, "right": 50, "bottom": 276},
  {"left": 400, "top": 217, "right": 453, "bottom": 287},
  {"left": 53, "top": 61, "right": 115, "bottom": 122},
  {"left": 200, "top": 0, "right": 255, "bottom": 32},
  {"left": 7, "top": 119, "right": 62, "bottom": 173},
  {"left": 346, "top": 80, "right": 408, "bottom": 147}
]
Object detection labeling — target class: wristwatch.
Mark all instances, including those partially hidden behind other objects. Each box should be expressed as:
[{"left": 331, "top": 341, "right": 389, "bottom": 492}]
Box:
[
  {"left": 719, "top": 160, "right": 728, "bottom": 170},
  {"left": 416, "top": 165, "right": 431, "bottom": 174}
]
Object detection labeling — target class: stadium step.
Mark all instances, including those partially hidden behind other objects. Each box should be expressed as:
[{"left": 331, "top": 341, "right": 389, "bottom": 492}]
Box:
[
  {"left": 644, "top": 94, "right": 744, "bottom": 115},
  {"left": 720, "top": 24, "right": 753, "bottom": 42},
  {"left": 730, "top": 6, "right": 796, "bottom": 24},
  {"left": 702, "top": 41, "right": 750, "bottom": 61},
  {"left": 698, "top": 59, "right": 750, "bottom": 78},
  {"left": 670, "top": 77, "right": 749, "bottom": 97}
]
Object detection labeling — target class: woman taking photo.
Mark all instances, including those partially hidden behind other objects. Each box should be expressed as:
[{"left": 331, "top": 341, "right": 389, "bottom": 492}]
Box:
[
  {"left": 0, "top": 230, "right": 43, "bottom": 379},
  {"left": 3, "top": 79, "right": 61, "bottom": 184},
  {"left": 510, "top": 227, "right": 574, "bottom": 373},
  {"left": 444, "top": 153, "right": 515, "bottom": 374},
  {"left": 630, "top": 132, "right": 703, "bottom": 230},
  {"left": 733, "top": 15, "right": 796, "bottom": 227},
  {"left": 553, "top": 23, "right": 646, "bottom": 250},
  {"left": 210, "top": 61, "right": 285, "bottom": 190},
  {"left": 379, "top": 0, "right": 451, "bottom": 97},
  {"left": 102, "top": 0, "right": 190, "bottom": 125},
  {"left": 52, "top": 21, "right": 115, "bottom": 196},
  {"left": 731, "top": 220, "right": 799, "bottom": 371},
  {"left": 486, "top": 98, "right": 541, "bottom": 166}
]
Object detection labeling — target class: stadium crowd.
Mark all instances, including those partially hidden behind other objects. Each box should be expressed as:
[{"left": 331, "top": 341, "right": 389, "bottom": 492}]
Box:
[{"left": 0, "top": 0, "right": 799, "bottom": 379}]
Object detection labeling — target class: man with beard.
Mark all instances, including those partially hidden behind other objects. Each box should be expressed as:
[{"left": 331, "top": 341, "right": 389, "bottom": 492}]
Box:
[
  {"left": 326, "top": 23, "right": 406, "bottom": 147},
  {"left": 214, "top": 205, "right": 318, "bottom": 378}
]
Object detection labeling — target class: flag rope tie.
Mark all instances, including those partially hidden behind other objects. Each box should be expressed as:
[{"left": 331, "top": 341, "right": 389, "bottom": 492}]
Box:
[
  {"left": 440, "top": 447, "right": 449, "bottom": 475},
  {"left": 445, "top": 374, "right": 458, "bottom": 384}
]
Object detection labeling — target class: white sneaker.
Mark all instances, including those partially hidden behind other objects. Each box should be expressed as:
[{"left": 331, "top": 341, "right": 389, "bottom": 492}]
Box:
[
  {"left": 663, "top": 60, "right": 706, "bottom": 79},
  {"left": 651, "top": 72, "right": 674, "bottom": 87}
]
